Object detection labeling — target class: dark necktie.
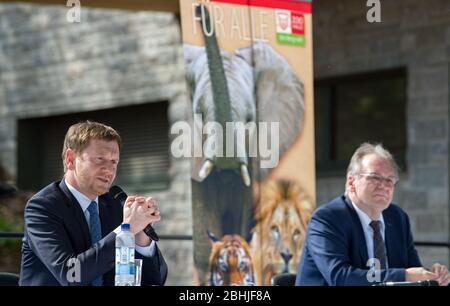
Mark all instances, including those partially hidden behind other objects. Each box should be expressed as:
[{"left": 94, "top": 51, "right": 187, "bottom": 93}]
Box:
[
  {"left": 87, "top": 201, "right": 103, "bottom": 286},
  {"left": 369, "top": 220, "right": 387, "bottom": 270}
]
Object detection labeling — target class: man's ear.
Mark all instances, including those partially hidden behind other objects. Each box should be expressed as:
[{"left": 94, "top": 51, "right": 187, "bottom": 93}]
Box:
[
  {"left": 65, "top": 149, "right": 76, "bottom": 170},
  {"left": 347, "top": 175, "right": 356, "bottom": 192}
]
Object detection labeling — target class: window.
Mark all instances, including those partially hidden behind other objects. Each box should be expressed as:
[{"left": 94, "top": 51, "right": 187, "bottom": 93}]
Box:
[
  {"left": 18, "top": 102, "right": 170, "bottom": 193},
  {"left": 315, "top": 68, "right": 407, "bottom": 176}
]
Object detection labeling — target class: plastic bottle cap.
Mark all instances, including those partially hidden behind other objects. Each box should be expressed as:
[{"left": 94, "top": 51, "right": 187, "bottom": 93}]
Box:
[{"left": 121, "top": 223, "right": 130, "bottom": 230}]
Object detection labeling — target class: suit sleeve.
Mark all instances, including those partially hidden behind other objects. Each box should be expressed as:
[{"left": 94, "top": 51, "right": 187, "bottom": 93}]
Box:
[
  {"left": 404, "top": 212, "right": 422, "bottom": 267},
  {"left": 306, "top": 211, "right": 406, "bottom": 285},
  {"left": 137, "top": 245, "right": 168, "bottom": 286},
  {"left": 24, "top": 196, "right": 116, "bottom": 286}
]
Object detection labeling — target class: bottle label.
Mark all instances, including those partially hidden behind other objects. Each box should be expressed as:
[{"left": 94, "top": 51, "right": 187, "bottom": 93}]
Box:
[{"left": 115, "top": 247, "right": 135, "bottom": 275}]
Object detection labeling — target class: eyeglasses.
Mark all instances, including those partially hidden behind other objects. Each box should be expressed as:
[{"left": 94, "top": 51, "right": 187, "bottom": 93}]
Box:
[{"left": 357, "top": 173, "right": 398, "bottom": 188}]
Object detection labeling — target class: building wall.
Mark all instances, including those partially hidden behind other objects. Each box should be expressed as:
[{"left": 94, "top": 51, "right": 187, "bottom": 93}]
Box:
[
  {"left": 0, "top": 3, "right": 194, "bottom": 285},
  {"left": 314, "top": 0, "right": 450, "bottom": 267},
  {"left": 1, "top": 0, "right": 449, "bottom": 283}
]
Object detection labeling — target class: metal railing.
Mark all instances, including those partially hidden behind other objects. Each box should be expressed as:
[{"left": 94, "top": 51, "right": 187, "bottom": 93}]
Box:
[
  {"left": 0, "top": 232, "right": 193, "bottom": 240},
  {"left": 413, "top": 241, "right": 450, "bottom": 248},
  {"left": 0, "top": 232, "right": 448, "bottom": 249}
]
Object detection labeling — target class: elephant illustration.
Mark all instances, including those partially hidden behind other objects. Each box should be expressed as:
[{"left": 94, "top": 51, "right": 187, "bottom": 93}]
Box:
[{"left": 183, "top": 4, "right": 305, "bottom": 284}]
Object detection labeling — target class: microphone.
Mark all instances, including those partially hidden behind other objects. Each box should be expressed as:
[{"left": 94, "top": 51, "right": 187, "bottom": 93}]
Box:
[
  {"left": 374, "top": 280, "right": 439, "bottom": 286},
  {"left": 109, "top": 185, "right": 159, "bottom": 241}
]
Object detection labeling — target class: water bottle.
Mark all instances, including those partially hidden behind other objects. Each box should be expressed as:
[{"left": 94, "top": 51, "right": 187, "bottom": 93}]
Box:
[{"left": 115, "top": 223, "right": 135, "bottom": 286}]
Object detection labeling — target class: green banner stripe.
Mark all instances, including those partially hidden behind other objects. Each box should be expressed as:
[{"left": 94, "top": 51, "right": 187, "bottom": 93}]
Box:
[{"left": 276, "top": 33, "right": 305, "bottom": 46}]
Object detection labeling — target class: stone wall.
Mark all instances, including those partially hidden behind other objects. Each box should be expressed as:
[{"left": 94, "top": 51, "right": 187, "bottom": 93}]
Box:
[
  {"left": 1, "top": 0, "right": 449, "bottom": 283},
  {"left": 314, "top": 0, "right": 450, "bottom": 267},
  {"left": 0, "top": 3, "right": 194, "bottom": 285}
]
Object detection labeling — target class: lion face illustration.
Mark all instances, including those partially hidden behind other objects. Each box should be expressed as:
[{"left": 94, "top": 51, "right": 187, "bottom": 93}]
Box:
[{"left": 251, "top": 180, "right": 315, "bottom": 285}]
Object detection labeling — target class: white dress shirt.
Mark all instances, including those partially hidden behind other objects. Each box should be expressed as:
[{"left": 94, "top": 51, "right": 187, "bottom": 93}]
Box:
[
  {"left": 350, "top": 199, "right": 388, "bottom": 268},
  {"left": 65, "top": 180, "right": 156, "bottom": 257}
]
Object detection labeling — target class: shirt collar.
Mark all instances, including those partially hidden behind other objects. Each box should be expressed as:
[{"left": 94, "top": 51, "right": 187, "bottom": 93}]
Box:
[
  {"left": 350, "top": 198, "right": 385, "bottom": 232},
  {"left": 65, "top": 179, "right": 98, "bottom": 213}
]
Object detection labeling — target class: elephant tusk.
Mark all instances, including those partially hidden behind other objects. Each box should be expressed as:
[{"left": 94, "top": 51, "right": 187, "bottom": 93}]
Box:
[
  {"left": 240, "top": 164, "right": 251, "bottom": 187},
  {"left": 199, "top": 159, "right": 214, "bottom": 180}
]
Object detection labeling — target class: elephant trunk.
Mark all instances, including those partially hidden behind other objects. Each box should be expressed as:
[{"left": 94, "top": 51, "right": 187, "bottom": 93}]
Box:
[
  {"left": 196, "top": 5, "right": 250, "bottom": 186},
  {"left": 196, "top": 5, "right": 232, "bottom": 126}
]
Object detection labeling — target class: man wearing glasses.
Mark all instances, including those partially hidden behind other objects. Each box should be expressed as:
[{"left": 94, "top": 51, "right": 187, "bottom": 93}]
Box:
[{"left": 296, "top": 142, "right": 450, "bottom": 286}]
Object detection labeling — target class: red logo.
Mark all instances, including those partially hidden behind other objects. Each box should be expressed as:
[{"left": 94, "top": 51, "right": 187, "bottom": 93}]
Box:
[{"left": 291, "top": 12, "right": 304, "bottom": 35}]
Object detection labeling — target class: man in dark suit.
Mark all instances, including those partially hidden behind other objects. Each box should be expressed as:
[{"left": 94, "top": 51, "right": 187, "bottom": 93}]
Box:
[
  {"left": 19, "top": 121, "right": 168, "bottom": 286},
  {"left": 296, "top": 142, "right": 450, "bottom": 286}
]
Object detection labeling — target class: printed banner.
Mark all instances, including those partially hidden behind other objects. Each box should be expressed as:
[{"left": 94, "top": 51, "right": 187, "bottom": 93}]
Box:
[{"left": 179, "top": 0, "right": 315, "bottom": 285}]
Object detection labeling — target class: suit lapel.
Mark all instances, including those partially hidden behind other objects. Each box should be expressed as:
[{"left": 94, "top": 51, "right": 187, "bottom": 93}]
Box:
[
  {"left": 343, "top": 196, "right": 369, "bottom": 265},
  {"left": 99, "top": 197, "right": 114, "bottom": 236},
  {"left": 383, "top": 211, "right": 395, "bottom": 267},
  {"left": 59, "top": 180, "right": 91, "bottom": 248}
]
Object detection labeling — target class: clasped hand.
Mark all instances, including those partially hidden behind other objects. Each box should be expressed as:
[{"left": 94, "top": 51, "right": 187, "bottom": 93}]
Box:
[{"left": 122, "top": 196, "right": 160, "bottom": 235}]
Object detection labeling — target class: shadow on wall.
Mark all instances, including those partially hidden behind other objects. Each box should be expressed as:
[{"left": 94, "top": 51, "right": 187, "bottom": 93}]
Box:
[{"left": 0, "top": 164, "right": 33, "bottom": 273}]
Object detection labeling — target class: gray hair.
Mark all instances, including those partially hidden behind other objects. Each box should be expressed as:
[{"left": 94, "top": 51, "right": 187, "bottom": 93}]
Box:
[{"left": 345, "top": 143, "right": 399, "bottom": 191}]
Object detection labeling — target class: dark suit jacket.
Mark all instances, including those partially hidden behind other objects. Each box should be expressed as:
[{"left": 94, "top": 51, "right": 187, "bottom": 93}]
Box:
[
  {"left": 19, "top": 180, "right": 168, "bottom": 286},
  {"left": 296, "top": 195, "right": 421, "bottom": 286}
]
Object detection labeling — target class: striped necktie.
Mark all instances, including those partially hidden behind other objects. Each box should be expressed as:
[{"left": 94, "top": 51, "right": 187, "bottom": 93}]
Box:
[
  {"left": 87, "top": 201, "right": 103, "bottom": 286},
  {"left": 370, "top": 220, "right": 387, "bottom": 270}
]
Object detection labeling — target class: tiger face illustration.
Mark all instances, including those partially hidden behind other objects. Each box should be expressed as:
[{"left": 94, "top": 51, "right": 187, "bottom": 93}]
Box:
[{"left": 205, "top": 231, "right": 255, "bottom": 286}]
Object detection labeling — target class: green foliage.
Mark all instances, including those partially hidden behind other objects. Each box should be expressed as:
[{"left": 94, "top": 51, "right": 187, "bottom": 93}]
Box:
[
  {"left": 0, "top": 216, "right": 22, "bottom": 250},
  {"left": 0, "top": 192, "right": 30, "bottom": 273}
]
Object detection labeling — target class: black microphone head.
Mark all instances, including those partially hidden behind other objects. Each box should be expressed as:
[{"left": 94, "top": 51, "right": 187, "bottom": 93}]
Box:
[
  {"left": 376, "top": 279, "right": 440, "bottom": 286},
  {"left": 110, "top": 185, "right": 159, "bottom": 241},
  {"left": 419, "top": 280, "right": 439, "bottom": 286},
  {"left": 109, "top": 185, "right": 127, "bottom": 206}
]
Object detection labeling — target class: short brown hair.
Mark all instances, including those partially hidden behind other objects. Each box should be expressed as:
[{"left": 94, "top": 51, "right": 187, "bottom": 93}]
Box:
[{"left": 61, "top": 121, "right": 122, "bottom": 172}]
